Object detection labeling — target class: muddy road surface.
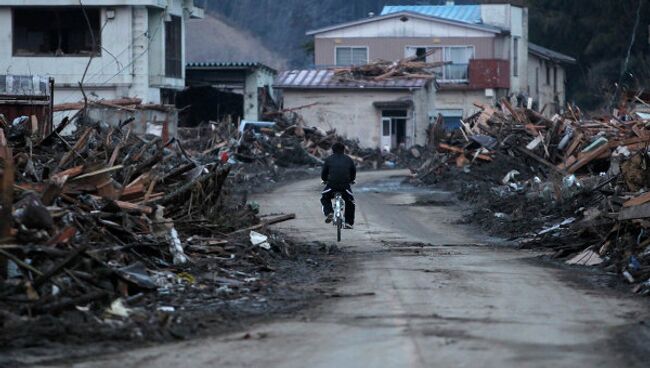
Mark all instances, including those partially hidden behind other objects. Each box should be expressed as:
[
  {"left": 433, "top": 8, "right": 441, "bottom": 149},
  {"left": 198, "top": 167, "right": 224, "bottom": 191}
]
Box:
[{"left": 55, "top": 170, "right": 648, "bottom": 368}]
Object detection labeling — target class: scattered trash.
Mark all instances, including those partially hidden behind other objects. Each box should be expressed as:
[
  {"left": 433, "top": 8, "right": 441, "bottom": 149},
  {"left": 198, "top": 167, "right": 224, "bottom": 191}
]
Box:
[
  {"left": 566, "top": 249, "right": 604, "bottom": 266},
  {"left": 106, "top": 298, "right": 132, "bottom": 318},
  {"left": 250, "top": 231, "right": 271, "bottom": 250}
]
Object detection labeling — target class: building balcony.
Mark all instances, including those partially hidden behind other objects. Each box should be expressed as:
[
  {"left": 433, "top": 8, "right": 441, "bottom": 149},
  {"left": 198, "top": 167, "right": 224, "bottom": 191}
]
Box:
[{"left": 437, "top": 59, "right": 510, "bottom": 90}]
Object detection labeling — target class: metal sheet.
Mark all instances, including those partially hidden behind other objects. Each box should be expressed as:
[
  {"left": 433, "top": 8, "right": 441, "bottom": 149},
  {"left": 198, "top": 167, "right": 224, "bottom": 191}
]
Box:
[
  {"left": 381, "top": 5, "right": 482, "bottom": 24},
  {"left": 274, "top": 70, "right": 430, "bottom": 90}
]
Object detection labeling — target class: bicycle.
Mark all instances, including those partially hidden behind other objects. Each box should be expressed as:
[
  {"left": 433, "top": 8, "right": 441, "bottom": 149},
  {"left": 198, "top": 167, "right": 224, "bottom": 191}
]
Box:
[{"left": 332, "top": 192, "right": 345, "bottom": 242}]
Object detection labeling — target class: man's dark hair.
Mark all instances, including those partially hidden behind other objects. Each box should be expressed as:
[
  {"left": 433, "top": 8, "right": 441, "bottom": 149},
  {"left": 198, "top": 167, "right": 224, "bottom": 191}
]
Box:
[{"left": 332, "top": 142, "right": 345, "bottom": 154}]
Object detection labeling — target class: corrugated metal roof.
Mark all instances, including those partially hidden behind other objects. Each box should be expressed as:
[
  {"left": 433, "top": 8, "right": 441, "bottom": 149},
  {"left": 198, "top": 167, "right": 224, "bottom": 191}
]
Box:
[
  {"left": 274, "top": 70, "right": 430, "bottom": 90},
  {"left": 186, "top": 61, "right": 277, "bottom": 73},
  {"left": 306, "top": 10, "right": 502, "bottom": 36},
  {"left": 528, "top": 43, "right": 576, "bottom": 64},
  {"left": 381, "top": 5, "right": 482, "bottom": 24}
]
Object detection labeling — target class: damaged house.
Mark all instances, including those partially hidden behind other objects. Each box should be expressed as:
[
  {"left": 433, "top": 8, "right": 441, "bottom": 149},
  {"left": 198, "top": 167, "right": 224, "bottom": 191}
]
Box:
[
  {"left": 0, "top": 0, "right": 204, "bottom": 105},
  {"left": 276, "top": 1, "right": 575, "bottom": 149}
]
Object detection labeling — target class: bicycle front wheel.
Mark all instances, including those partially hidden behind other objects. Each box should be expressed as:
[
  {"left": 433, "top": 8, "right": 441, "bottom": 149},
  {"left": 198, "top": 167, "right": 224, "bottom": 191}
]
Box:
[{"left": 336, "top": 221, "right": 342, "bottom": 242}]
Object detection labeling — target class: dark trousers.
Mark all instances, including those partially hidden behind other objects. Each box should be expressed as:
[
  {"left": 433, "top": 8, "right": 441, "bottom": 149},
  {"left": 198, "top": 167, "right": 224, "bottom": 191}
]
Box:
[{"left": 321, "top": 186, "right": 355, "bottom": 225}]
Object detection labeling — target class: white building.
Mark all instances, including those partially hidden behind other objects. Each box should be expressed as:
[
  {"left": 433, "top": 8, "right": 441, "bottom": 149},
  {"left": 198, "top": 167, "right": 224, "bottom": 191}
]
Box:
[
  {"left": 0, "top": 0, "right": 204, "bottom": 105},
  {"left": 277, "top": 2, "right": 577, "bottom": 149}
]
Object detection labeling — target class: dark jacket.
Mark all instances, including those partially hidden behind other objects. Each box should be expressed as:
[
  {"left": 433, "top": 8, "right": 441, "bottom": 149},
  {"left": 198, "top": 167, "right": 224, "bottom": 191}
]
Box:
[{"left": 321, "top": 153, "right": 356, "bottom": 189}]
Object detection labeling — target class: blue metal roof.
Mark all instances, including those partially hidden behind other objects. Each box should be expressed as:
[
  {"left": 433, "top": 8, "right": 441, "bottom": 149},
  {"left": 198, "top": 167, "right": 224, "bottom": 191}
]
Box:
[{"left": 381, "top": 5, "right": 482, "bottom": 24}]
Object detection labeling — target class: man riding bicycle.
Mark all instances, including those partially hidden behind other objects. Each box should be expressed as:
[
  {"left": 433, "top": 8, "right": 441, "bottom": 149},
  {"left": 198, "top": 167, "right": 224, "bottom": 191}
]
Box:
[{"left": 321, "top": 142, "right": 356, "bottom": 229}]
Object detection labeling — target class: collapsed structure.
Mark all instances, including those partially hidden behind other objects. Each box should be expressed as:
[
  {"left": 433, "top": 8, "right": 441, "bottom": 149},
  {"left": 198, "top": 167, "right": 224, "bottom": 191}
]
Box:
[{"left": 413, "top": 95, "right": 650, "bottom": 294}]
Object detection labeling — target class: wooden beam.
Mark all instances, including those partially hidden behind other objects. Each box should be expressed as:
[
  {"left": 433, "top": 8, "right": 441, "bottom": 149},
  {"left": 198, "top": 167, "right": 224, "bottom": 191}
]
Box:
[
  {"left": 619, "top": 202, "right": 650, "bottom": 221},
  {"left": 623, "top": 192, "right": 650, "bottom": 208},
  {"left": 566, "top": 143, "right": 611, "bottom": 174}
]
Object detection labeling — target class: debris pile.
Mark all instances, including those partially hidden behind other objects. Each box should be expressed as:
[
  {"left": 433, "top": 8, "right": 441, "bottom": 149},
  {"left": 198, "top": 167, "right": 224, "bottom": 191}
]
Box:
[
  {"left": 333, "top": 53, "right": 448, "bottom": 82},
  {"left": 0, "top": 112, "right": 301, "bottom": 346},
  {"left": 414, "top": 98, "right": 650, "bottom": 294},
  {"left": 177, "top": 111, "right": 414, "bottom": 173}
]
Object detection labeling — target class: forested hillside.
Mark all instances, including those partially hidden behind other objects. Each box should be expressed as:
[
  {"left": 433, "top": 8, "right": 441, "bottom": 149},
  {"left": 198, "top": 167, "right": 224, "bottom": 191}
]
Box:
[{"left": 204, "top": 0, "right": 650, "bottom": 108}]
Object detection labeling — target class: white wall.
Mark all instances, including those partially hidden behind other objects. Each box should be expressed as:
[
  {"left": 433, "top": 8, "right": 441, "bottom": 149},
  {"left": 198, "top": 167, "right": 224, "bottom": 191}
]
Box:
[
  {"left": 282, "top": 88, "right": 433, "bottom": 148},
  {"left": 316, "top": 15, "right": 496, "bottom": 39},
  {"left": 244, "top": 68, "right": 276, "bottom": 121},
  {"left": 509, "top": 6, "right": 528, "bottom": 95},
  {"left": 0, "top": 6, "right": 134, "bottom": 94},
  {"left": 527, "top": 54, "right": 567, "bottom": 116},
  {"left": 481, "top": 4, "right": 511, "bottom": 30},
  {"left": 0, "top": 0, "right": 192, "bottom": 105},
  {"left": 434, "top": 89, "right": 493, "bottom": 119}
]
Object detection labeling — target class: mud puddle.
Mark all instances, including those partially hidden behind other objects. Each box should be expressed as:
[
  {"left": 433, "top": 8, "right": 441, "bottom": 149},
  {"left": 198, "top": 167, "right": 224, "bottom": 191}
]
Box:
[{"left": 357, "top": 176, "right": 456, "bottom": 206}]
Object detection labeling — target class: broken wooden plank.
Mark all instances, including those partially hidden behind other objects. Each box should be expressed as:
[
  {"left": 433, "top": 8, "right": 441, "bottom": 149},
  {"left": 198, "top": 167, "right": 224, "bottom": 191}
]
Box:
[
  {"left": 57, "top": 127, "right": 94, "bottom": 169},
  {"left": 0, "top": 142, "right": 13, "bottom": 239},
  {"left": 228, "top": 214, "right": 296, "bottom": 235},
  {"left": 51, "top": 165, "right": 84, "bottom": 181},
  {"left": 619, "top": 202, "right": 650, "bottom": 221},
  {"left": 33, "top": 244, "right": 89, "bottom": 288},
  {"left": 53, "top": 98, "right": 142, "bottom": 112},
  {"left": 112, "top": 200, "right": 153, "bottom": 215},
  {"left": 564, "top": 132, "right": 584, "bottom": 158},
  {"left": 438, "top": 143, "right": 465, "bottom": 155},
  {"left": 566, "top": 143, "right": 611, "bottom": 174},
  {"left": 72, "top": 165, "right": 124, "bottom": 181},
  {"left": 515, "top": 147, "right": 563, "bottom": 173},
  {"left": 623, "top": 192, "right": 650, "bottom": 208}
]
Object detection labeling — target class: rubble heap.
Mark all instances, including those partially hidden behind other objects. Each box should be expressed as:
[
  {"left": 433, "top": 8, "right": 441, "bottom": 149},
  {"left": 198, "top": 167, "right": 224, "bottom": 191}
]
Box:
[
  {"left": 414, "top": 98, "right": 650, "bottom": 294},
  {"left": 0, "top": 113, "right": 299, "bottom": 344},
  {"left": 177, "top": 111, "right": 414, "bottom": 173},
  {"left": 333, "top": 53, "right": 448, "bottom": 82}
]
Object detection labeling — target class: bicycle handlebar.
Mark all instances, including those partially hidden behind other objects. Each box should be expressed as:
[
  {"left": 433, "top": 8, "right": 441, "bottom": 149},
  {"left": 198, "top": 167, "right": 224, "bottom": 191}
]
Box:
[{"left": 322, "top": 181, "right": 356, "bottom": 185}]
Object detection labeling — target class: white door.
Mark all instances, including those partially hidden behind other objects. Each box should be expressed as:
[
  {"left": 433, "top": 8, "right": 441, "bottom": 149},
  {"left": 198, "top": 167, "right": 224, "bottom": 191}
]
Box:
[{"left": 381, "top": 118, "right": 392, "bottom": 152}]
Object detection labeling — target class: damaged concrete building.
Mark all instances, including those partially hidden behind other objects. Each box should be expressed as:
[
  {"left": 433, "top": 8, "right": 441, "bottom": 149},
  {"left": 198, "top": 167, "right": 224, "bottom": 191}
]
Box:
[
  {"left": 275, "top": 70, "right": 435, "bottom": 150},
  {"left": 185, "top": 61, "right": 277, "bottom": 123},
  {"left": 0, "top": 0, "right": 204, "bottom": 105},
  {"left": 276, "top": 1, "right": 575, "bottom": 149}
]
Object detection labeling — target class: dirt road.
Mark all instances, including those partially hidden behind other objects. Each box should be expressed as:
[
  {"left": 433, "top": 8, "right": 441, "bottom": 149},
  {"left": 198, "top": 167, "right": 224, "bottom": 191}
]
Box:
[{"left": 61, "top": 170, "right": 648, "bottom": 368}]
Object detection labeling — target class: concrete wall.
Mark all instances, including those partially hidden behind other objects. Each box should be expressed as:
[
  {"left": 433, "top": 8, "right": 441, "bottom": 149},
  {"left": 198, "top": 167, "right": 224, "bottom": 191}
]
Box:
[
  {"left": 244, "top": 68, "right": 276, "bottom": 121},
  {"left": 316, "top": 15, "right": 497, "bottom": 39},
  {"left": 0, "top": 0, "right": 192, "bottom": 106},
  {"left": 281, "top": 88, "right": 434, "bottom": 148},
  {"left": 434, "top": 89, "right": 495, "bottom": 119},
  {"left": 527, "top": 53, "right": 567, "bottom": 116},
  {"left": 315, "top": 36, "right": 496, "bottom": 65},
  {"left": 412, "top": 86, "right": 435, "bottom": 146}
]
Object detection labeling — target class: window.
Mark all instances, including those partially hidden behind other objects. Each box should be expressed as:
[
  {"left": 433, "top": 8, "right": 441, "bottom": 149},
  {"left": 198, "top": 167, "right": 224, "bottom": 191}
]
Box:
[
  {"left": 445, "top": 47, "right": 473, "bottom": 80},
  {"left": 546, "top": 64, "right": 551, "bottom": 85},
  {"left": 335, "top": 47, "right": 368, "bottom": 66},
  {"left": 405, "top": 46, "right": 473, "bottom": 81},
  {"left": 553, "top": 67, "right": 558, "bottom": 93},
  {"left": 382, "top": 119, "right": 390, "bottom": 136},
  {"left": 13, "top": 8, "right": 101, "bottom": 56},
  {"left": 438, "top": 109, "right": 464, "bottom": 131},
  {"left": 535, "top": 67, "right": 539, "bottom": 95},
  {"left": 165, "top": 16, "right": 183, "bottom": 78},
  {"left": 513, "top": 37, "right": 519, "bottom": 77},
  {"left": 415, "top": 47, "right": 427, "bottom": 62}
]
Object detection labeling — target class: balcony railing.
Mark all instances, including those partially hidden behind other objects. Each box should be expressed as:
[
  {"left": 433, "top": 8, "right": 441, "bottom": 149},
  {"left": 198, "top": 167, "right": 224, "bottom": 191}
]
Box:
[
  {"left": 437, "top": 64, "right": 469, "bottom": 83},
  {"left": 468, "top": 59, "right": 510, "bottom": 89}
]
